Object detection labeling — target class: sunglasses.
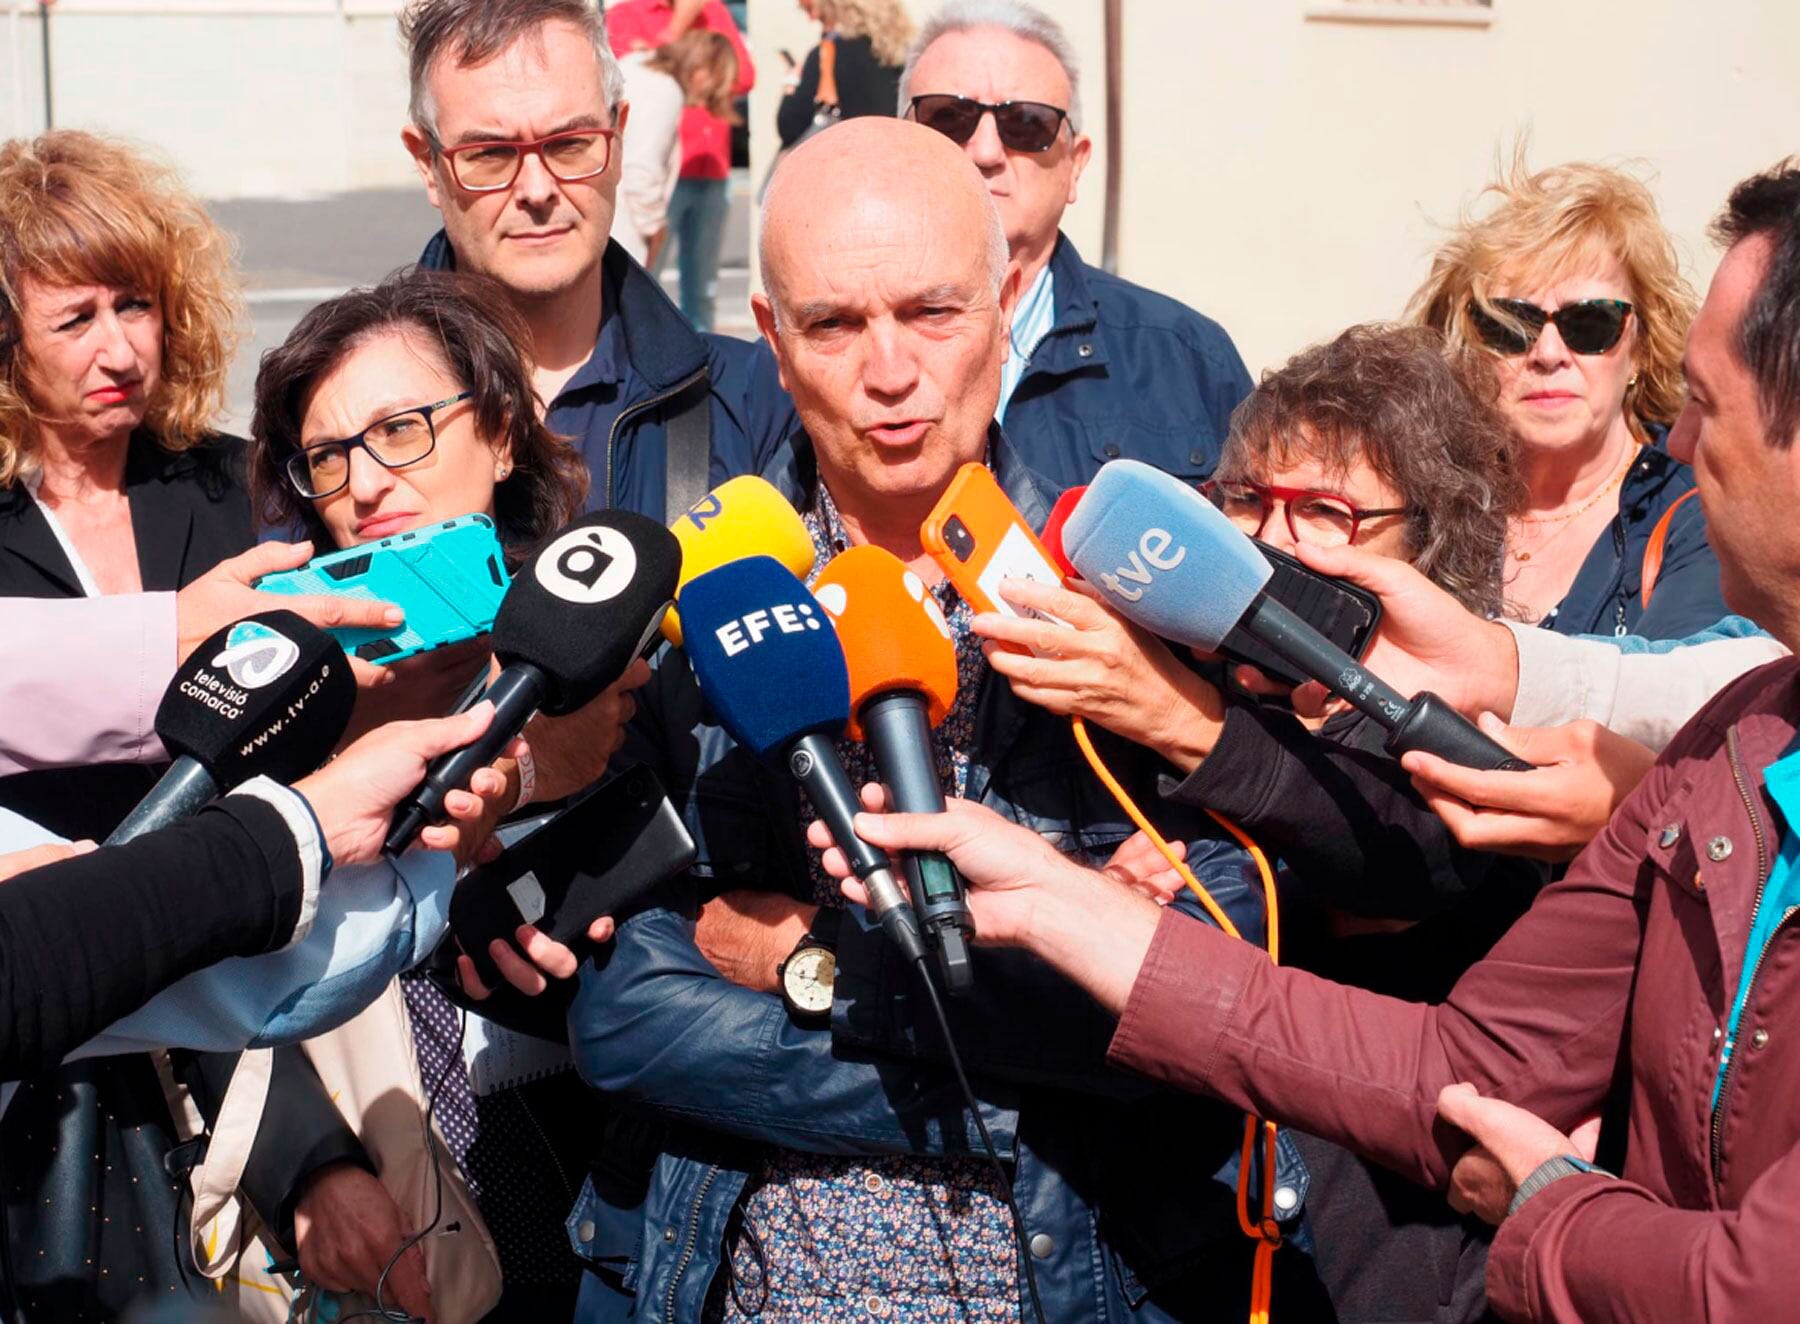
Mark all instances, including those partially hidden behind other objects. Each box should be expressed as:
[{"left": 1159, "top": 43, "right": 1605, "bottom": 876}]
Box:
[
  {"left": 907, "top": 95, "right": 1070, "bottom": 153},
  {"left": 1466, "top": 297, "right": 1634, "bottom": 357}
]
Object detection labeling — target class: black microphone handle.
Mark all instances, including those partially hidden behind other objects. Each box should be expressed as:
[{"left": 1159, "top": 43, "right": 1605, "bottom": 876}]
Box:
[
  {"left": 788, "top": 731, "right": 928, "bottom": 964},
  {"left": 106, "top": 758, "right": 220, "bottom": 845},
  {"left": 1384, "top": 691, "right": 1533, "bottom": 772},
  {"left": 861, "top": 691, "right": 974, "bottom": 995},
  {"left": 1239, "top": 593, "right": 1532, "bottom": 772},
  {"left": 383, "top": 663, "right": 548, "bottom": 855}
]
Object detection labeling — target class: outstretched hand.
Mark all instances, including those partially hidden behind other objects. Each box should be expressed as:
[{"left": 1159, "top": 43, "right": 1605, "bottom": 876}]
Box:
[
  {"left": 973, "top": 577, "right": 1225, "bottom": 772},
  {"left": 293, "top": 701, "right": 522, "bottom": 868},
  {"left": 1403, "top": 716, "right": 1656, "bottom": 861}
]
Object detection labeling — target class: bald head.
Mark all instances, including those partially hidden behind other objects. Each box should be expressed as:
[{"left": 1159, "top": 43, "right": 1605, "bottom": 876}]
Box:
[
  {"left": 759, "top": 117, "right": 1008, "bottom": 324},
  {"left": 750, "top": 116, "right": 1021, "bottom": 539}
]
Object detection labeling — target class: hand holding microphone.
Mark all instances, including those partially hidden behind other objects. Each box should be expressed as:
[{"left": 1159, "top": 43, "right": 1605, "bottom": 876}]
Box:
[{"left": 384, "top": 510, "right": 681, "bottom": 854}]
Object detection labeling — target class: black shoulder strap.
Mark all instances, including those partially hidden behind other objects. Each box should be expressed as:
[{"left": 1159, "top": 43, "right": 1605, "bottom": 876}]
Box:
[{"left": 664, "top": 370, "right": 713, "bottom": 523}]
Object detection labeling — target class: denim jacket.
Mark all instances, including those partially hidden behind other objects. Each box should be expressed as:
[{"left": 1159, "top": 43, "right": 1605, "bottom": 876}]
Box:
[{"left": 562, "top": 433, "right": 1317, "bottom": 1322}]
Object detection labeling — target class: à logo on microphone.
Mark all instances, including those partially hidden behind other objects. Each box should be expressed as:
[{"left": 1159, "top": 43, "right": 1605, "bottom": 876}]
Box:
[
  {"left": 178, "top": 621, "right": 301, "bottom": 720},
  {"left": 714, "top": 601, "right": 824, "bottom": 657},
  {"left": 211, "top": 621, "right": 301, "bottom": 691},
  {"left": 536, "top": 524, "right": 639, "bottom": 605}
]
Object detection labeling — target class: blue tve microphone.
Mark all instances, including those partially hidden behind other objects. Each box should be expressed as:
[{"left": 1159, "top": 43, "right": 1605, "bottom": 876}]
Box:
[
  {"left": 680, "top": 556, "right": 929, "bottom": 963},
  {"left": 1063, "top": 460, "right": 1530, "bottom": 772}
]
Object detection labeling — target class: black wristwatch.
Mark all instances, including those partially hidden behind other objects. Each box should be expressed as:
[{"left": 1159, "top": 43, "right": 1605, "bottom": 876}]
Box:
[
  {"left": 1507, "top": 1154, "right": 1610, "bottom": 1218},
  {"left": 778, "top": 909, "right": 840, "bottom": 1023}
]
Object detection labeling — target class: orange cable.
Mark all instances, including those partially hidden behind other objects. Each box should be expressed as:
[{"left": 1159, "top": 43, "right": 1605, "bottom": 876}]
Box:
[{"left": 1069, "top": 716, "right": 1284, "bottom": 1324}]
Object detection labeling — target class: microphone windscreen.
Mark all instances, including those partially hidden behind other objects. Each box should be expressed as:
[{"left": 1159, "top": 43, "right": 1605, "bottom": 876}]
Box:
[
  {"left": 1063, "top": 459, "right": 1272, "bottom": 650},
  {"left": 813, "top": 546, "right": 957, "bottom": 741},
  {"left": 492, "top": 509, "right": 682, "bottom": 714},
  {"left": 678, "top": 556, "right": 850, "bottom": 762},
  {"left": 664, "top": 476, "right": 815, "bottom": 646},
  {"left": 156, "top": 609, "right": 356, "bottom": 787},
  {"left": 1039, "top": 486, "right": 1084, "bottom": 580}
]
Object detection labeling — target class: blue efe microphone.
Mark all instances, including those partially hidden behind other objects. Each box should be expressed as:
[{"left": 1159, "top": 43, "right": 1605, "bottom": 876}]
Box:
[
  {"left": 680, "top": 556, "right": 930, "bottom": 963},
  {"left": 1064, "top": 460, "right": 1530, "bottom": 772}
]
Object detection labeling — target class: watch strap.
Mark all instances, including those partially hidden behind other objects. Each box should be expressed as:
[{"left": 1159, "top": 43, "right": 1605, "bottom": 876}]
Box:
[{"left": 1508, "top": 1154, "right": 1609, "bottom": 1219}]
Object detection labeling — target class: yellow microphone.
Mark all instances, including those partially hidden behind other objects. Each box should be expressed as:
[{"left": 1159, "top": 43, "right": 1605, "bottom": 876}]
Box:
[{"left": 663, "top": 476, "right": 816, "bottom": 646}]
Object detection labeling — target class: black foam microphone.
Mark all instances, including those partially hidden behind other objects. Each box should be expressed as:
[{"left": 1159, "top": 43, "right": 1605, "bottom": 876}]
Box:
[
  {"left": 108, "top": 611, "right": 357, "bottom": 844},
  {"left": 383, "top": 510, "right": 682, "bottom": 853}
]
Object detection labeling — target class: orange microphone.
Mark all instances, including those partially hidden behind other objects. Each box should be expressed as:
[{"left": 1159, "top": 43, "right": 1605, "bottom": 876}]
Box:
[{"left": 814, "top": 546, "right": 973, "bottom": 993}]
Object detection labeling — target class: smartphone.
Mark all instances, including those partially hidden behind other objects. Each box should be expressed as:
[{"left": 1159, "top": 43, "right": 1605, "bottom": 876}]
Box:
[
  {"left": 255, "top": 514, "right": 509, "bottom": 664},
  {"left": 1219, "top": 539, "right": 1383, "bottom": 689},
  {"left": 450, "top": 764, "right": 697, "bottom": 990},
  {"left": 920, "top": 463, "right": 1068, "bottom": 653}
]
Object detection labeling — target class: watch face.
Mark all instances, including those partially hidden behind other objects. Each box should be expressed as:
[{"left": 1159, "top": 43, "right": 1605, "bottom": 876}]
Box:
[{"left": 782, "top": 945, "right": 837, "bottom": 1015}]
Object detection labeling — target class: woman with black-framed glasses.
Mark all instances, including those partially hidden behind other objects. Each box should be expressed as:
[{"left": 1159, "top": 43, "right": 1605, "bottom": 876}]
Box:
[
  {"left": 1408, "top": 154, "right": 1725, "bottom": 641},
  {"left": 246, "top": 268, "right": 656, "bottom": 1320}
]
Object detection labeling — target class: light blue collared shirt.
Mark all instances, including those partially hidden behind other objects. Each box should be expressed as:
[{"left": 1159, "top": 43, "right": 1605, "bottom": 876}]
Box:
[{"left": 997, "top": 262, "right": 1056, "bottom": 424}]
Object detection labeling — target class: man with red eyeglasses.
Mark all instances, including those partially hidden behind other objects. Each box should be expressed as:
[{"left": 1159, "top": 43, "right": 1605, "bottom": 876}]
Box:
[
  {"left": 899, "top": 0, "right": 1253, "bottom": 494},
  {"left": 397, "top": 0, "right": 790, "bottom": 523}
]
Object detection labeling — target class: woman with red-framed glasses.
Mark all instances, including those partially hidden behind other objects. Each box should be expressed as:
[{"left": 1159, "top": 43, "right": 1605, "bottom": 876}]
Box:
[{"left": 972, "top": 323, "right": 1544, "bottom": 1324}]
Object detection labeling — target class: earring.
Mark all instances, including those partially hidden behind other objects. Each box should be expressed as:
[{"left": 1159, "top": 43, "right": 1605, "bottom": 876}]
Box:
[{"left": 497, "top": 464, "right": 511, "bottom": 479}]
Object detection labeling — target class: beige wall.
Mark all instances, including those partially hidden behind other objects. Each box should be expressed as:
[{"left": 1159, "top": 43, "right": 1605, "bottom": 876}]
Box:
[
  {"left": 744, "top": 0, "right": 1104, "bottom": 289},
  {"left": 0, "top": 0, "right": 416, "bottom": 198},
  {"left": 750, "top": 0, "right": 1800, "bottom": 374},
  {"left": 1118, "top": 0, "right": 1800, "bottom": 374}
]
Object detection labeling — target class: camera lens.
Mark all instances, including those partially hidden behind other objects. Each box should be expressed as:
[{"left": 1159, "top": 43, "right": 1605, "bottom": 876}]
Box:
[{"left": 944, "top": 515, "right": 976, "bottom": 563}]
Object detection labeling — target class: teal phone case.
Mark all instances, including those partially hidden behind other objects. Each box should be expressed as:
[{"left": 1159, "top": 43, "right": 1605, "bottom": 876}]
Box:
[{"left": 255, "top": 514, "right": 511, "bottom": 664}]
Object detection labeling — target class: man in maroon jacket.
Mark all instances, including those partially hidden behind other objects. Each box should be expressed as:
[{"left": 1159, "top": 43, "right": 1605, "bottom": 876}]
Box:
[{"left": 813, "top": 161, "right": 1800, "bottom": 1324}]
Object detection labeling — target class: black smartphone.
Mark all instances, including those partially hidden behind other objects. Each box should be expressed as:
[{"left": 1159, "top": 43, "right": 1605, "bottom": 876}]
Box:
[
  {"left": 450, "top": 764, "right": 696, "bottom": 989},
  {"left": 1219, "top": 539, "right": 1382, "bottom": 689}
]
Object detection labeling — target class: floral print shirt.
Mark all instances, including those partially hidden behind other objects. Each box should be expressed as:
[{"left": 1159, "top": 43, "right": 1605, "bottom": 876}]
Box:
[{"left": 718, "top": 480, "right": 1018, "bottom": 1322}]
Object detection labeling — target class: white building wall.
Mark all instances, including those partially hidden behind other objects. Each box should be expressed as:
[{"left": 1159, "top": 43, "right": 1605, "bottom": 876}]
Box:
[{"left": 3, "top": 0, "right": 1797, "bottom": 376}]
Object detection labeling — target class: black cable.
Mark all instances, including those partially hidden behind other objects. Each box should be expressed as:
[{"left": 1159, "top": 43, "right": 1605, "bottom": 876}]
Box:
[
  {"left": 909, "top": 951, "right": 1048, "bottom": 1324},
  {"left": 339, "top": 1004, "right": 467, "bottom": 1324}
]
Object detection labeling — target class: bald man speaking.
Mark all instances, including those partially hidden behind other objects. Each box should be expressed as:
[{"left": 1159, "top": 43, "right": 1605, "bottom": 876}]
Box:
[{"left": 560, "top": 119, "right": 1323, "bottom": 1321}]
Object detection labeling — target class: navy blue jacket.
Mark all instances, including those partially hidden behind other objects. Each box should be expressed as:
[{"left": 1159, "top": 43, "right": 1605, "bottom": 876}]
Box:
[
  {"left": 562, "top": 435, "right": 1323, "bottom": 1322},
  {"left": 1547, "top": 429, "right": 1723, "bottom": 640},
  {"left": 1002, "top": 233, "right": 1253, "bottom": 494},
  {"left": 418, "top": 233, "right": 793, "bottom": 520}
]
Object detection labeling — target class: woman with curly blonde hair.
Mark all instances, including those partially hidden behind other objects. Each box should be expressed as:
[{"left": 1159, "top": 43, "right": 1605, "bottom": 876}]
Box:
[
  {"left": 1408, "top": 153, "right": 1725, "bottom": 639},
  {"left": 0, "top": 130, "right": 247, "bottom": 828},
  {"left": 777, "top": 0, "right": 915, "bottom": 146}
]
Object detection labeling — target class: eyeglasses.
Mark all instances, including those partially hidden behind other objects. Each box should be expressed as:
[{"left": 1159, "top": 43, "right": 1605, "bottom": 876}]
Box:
[
  {"left": 907, "top": 95, "right": 1070, "bottom": 153},
  {"left": 285, "top": 392, "right": 472, "bottom": 500},
  {"left": 1466, "top": 297, "right": 1634, "bottom": 357},
  {"left": 433, "top": 128, "right": 616, "bottom": 193},
  {"left": 1202, "top": 479, "right": 1411, "bottom": 548}
]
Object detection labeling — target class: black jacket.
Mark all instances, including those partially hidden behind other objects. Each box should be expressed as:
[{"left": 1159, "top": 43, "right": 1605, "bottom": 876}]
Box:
[
  {"left": 0, "top": 432, "right": 358, "bottom": 1320},
  {"left": 0, "top": 796, "right": 304, "bottom": 1080},
  {"left": 777, "top": 34, "right": 902, "bottom": 146}
]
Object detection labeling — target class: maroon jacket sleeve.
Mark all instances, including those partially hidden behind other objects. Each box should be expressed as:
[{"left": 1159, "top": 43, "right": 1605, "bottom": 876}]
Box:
[
  {"left": 1487, "top": 1150, "right": 1800, "bottom": 1322},
  {"left": 1108, "top": 735, "right": 1669, "bottom": 1190}
]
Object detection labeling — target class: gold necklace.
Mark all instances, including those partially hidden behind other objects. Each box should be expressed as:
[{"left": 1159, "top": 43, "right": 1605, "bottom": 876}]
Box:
[{"left": 1509, "top": 443, "right": 1635, "bottom": 563}]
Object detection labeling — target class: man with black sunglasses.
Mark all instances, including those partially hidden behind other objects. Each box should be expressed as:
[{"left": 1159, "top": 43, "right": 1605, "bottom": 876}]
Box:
[{"left": 898, "top": 0, "right": 1253, "bottom": 493}]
